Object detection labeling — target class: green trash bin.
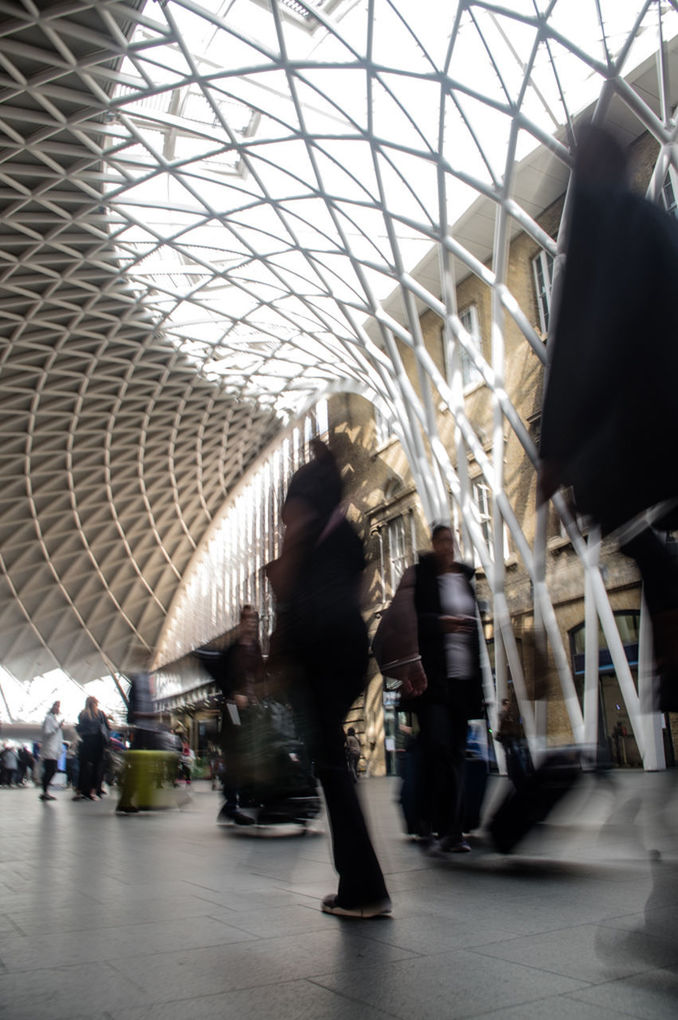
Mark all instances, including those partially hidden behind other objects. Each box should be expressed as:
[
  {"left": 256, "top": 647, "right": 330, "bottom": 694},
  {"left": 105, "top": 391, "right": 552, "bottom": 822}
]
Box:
[{"left": 117, "top": 750, "right": 179, "bottom": 811}]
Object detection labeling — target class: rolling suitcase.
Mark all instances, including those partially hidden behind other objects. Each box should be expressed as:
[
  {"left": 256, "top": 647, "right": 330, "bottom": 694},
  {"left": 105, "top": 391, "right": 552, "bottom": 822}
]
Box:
[
  {"left": 461, "top": 752, "right": 489, "bottom": 833},
  {"left": 398, "top": 734, "right": 427, "bottom": 837},
  {"left": 489, "top": 748, "right": 582, "bottom": 853},
  {"left": 399, "top": 732, "right": 489, "bottom": 837}
]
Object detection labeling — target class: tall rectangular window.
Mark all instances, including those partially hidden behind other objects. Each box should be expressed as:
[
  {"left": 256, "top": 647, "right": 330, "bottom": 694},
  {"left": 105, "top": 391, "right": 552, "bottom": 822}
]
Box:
[
  {"left": 458, "top": 304, "right": 482, "bottom": 388},
  {"left": 532, "top": 249, "right": 554, "bottom": 335},
  {"left": 473, "top": 479, "right": 493, "bottom": 550},
  {"left": 387, "top": 515, "right": 408, "bottom": 593},
  {"left": 471, "top": 479, "right": 510, "bottom": 565},
  {"left": 374, "top": 404, "right": 392, "bottom": 447}
]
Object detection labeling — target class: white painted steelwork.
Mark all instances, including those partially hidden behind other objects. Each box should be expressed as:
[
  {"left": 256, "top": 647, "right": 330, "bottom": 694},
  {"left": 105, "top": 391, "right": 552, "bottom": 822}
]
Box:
[{"left": 0, "top": 2, "right": 675, "bottom": 765}]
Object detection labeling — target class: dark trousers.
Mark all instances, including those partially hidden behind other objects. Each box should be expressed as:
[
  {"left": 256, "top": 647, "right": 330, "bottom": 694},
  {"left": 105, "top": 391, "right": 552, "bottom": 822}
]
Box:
[
  {"left": 78, "top": 735, "right": 104, "bottom": 796},
  {"left": 416, "top": 694, "right": 468, "bottom": 841},
  {"left": 42, "top": 758, "right": 58, "bottom": 794},
  {"left": 297, "top": 636, "right": 388, "bottom": 907}
]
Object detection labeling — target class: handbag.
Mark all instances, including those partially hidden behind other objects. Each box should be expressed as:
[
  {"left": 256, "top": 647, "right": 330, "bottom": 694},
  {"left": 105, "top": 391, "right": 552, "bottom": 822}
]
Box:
[
  {"left": 372, "top": 565, "right": 427, "bottom": 698},
  {"left": 98, "top": 714, "right": 111, "bottom": 745}
]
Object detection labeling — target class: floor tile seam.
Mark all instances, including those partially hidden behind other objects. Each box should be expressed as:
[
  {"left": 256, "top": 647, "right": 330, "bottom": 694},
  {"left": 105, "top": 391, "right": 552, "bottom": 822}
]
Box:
[
  {"left": 305, "top": 970, "right": 591, "bottom": 1019},
  {"left": 594, "top": 924, "right": 678, "bottom": 957},
  {"left": 452, "top": 918, "right": 634, "bottom": 943},
  {"left": 99, "top": 956, "right": 409, "bottom": 1002},
  {"left": 202, "top": 915, "right": 428, "bottom": 959},
  {"left": 464, "top": 989, "right": 644, "bottom": 1020},
  {"left": 0, "top": 924, "right": 418, "bottom": 972},
  {"left": 191, "top": 892, "right": 311, "bottom": 912},
  {"left": 201, "top": 905, "right": 322, "bottom": 936},
  {"left": 1, "top": 909, "right": 226, "bottom": 935},
  {"left": 595, "top": 912, "right": 675, "bottom": 933},
  {"left": 352, "top": 926, "right": 550, "bottom": 955},
  {"left": 1, "top": 916, "right": 27, "bottom": 938},
  {"left": 303, "top": 976, "right": 404, "bottom": 1019},
  {"left": 0, "top": 956, "right": 133, "bottom": 986},
  {"left": 186, "top": 877, "right": 291, "bottom": 901},
  {"left": 103, "top": 956, "right": 182, "bottom": 996},
  {"left": 123, "top": 976, "right": 382, "bottom": 1015},
  {"left": 95, "top": 954, "right": 150, "bottom": 995},
  {"left": 0, "top": 934, "right": 265, "bottom": 973},
  {"left": 247, "top": 868, "right": 328, "bottom": 886},
  {"left": 462, "top": 940, "right": 659, "bottom": 985},
  {"left": 566, "top": 979, "right": 670, "bottom": 1016}
]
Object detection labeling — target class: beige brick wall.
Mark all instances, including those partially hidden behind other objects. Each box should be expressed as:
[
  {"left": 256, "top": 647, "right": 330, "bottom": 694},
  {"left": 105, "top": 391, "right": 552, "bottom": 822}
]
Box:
[{"left": 324, "top": 130, "right": 678, "bottom": 769}]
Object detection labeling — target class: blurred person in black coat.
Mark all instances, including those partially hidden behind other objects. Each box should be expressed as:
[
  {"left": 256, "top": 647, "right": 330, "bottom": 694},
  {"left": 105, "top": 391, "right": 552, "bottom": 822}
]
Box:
[
  {"left": 196, "top": 605, "right": 265, "bottom": 825},
  {"left": 266, "top": 440, "right": 390, "bottom": 918},
  {"left": 539, "top": 123, "right": 678, "bottom": 711}
]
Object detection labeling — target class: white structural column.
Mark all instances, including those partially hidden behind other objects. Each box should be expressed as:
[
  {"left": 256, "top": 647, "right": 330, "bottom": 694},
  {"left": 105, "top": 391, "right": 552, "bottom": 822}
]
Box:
[{"left": 0, "top": 2, "right": 676, "bottom": 767}]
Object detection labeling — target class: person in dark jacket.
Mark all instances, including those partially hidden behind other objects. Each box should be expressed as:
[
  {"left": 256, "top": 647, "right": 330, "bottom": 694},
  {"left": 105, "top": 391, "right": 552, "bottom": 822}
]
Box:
[
  {"left": 74, "top": 696, "right": 109, "bottom": 800},
  {"left": 539, "top": 122, "right": 678, "bottom": 710},
  {"left": 406, "top": 524, "right": 484, "bottom": 854},
  {"left": 266, "top": 440, "right": 390, "bottom": 918},
  {"left": 197, "top": 604, "right": 265, "bottom": 825}
]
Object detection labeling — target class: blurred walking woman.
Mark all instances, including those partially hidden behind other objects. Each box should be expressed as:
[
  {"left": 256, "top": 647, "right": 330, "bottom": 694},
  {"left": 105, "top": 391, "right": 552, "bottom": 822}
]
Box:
[
  {"left": 74, "top": 696, "right": 109, "bottom": 801},
  {"left": 267, "top": 440, "right": 390, "bottom": 918}
]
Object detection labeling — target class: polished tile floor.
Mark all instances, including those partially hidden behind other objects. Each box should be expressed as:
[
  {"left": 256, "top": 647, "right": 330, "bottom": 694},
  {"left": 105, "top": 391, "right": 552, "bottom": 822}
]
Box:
[{"left": 1, "top": 769, "right": 677, "bottom": 1019}]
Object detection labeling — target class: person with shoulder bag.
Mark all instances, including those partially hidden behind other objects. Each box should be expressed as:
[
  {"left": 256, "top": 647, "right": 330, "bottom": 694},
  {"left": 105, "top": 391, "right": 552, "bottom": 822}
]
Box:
[
  {"left": 74, "top": 696, "right": 109, "bottom": 801},
  {"left": 376, "top": 524, "right": 484, "bottom": 855}
]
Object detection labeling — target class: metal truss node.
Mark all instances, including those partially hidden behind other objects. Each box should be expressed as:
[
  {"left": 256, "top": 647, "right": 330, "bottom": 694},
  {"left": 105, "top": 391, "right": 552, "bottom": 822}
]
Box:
[{"left": 0, "top": 2, "right": 676, "bottom": 764}]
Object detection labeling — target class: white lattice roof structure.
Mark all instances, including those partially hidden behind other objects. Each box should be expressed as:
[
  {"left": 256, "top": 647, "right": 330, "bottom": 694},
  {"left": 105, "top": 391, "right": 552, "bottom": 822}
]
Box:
[{"left": 1, "top": 1, "right": 677, "bottom": 747}]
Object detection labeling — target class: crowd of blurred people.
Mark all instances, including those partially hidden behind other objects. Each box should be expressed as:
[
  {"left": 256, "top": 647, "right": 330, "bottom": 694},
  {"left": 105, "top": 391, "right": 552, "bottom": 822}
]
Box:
[
  {"left": 0, "top": 687, "right": 194, "bottom": 806},
  {"left": 7, "top": 129, "right": 678, "bottom": 918},
  {"left": 0, "top": 742, "right": 34, "bottom": 787}
]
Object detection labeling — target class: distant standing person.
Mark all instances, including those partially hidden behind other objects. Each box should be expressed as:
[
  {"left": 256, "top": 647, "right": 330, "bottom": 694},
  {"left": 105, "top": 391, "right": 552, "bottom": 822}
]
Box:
[
  {"left": 1, "top": 744, "right": 18, "bottom": 786},
  {"left": 345, "top": 727, "right": 361, "bottom": 781},
  {"left": 179, "top": 739, "right": 195, "bottom": 784},
  {"left": 17, "top": 745, "right": 34, "bottom": 785},
  {"left": 496, "top": 696, "right": 529, "bottom": 787},
  {"left": 74, "top": 696, "right": 109, "bottom": 801},
  {"left": 40, "top": 701, "right": 63, "bottom": 801}
]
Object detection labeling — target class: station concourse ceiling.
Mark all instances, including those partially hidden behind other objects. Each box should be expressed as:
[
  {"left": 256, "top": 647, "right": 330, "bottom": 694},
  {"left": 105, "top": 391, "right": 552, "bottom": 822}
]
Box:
[{"left": 0, "top": 1, "right": 676, "bottom": 706}]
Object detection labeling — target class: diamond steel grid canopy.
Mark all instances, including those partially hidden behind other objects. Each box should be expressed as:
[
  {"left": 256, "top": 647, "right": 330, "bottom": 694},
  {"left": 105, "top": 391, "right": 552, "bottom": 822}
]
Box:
[
  {"left": 0, "top": 0, "right": 676, "bottom": 752},
  {"left": 0, "top": 0, "right": 282, "bottom": 697}
]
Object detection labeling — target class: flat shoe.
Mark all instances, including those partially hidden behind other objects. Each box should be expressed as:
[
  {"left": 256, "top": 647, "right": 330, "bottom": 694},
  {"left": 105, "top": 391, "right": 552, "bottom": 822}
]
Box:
[{"left": 321, "top": 894, "right": 392, "bottom": 918}]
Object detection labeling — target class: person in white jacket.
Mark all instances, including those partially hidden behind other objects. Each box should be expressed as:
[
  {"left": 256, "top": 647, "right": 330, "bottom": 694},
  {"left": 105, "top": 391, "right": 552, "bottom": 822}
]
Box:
[{"left": 40, "top": 701, "right": 63, "bottom": 801}]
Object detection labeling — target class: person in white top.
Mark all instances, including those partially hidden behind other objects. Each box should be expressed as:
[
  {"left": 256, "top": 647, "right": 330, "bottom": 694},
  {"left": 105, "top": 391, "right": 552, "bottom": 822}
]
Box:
[
  {"left": 388, "top": 525, "right": 484, "bottom": 855},
  {"left": 40, "top": 701, "right": 63, "bottom": 801}
]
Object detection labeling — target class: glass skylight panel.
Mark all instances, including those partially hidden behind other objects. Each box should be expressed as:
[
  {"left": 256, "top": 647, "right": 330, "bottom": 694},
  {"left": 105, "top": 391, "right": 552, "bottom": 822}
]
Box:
[{"left": 105, "top": 1, "right": 678, "bottom": 425}]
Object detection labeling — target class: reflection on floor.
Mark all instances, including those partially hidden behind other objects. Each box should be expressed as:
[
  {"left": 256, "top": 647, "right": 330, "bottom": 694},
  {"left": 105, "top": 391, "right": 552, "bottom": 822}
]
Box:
[{"left": 1, "top": 770, "right": 677, "bottom": 1019}]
